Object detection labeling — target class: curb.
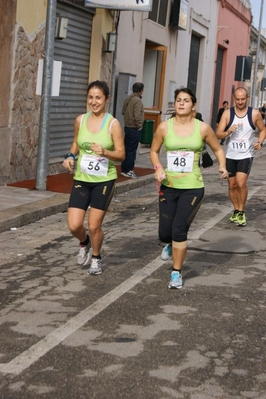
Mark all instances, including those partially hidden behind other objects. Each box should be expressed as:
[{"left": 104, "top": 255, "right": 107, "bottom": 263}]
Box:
[{"left": 0, "top": 174, "right": 155, "bottom": 233}]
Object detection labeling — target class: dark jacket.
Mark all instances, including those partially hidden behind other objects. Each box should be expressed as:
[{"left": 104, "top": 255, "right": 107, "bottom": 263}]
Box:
[
  {"left": 122, "top": 92, "right": 144, "bottom": 129},
  {"left": 216, "top": 107, "right": 225, "bottom": 124}
]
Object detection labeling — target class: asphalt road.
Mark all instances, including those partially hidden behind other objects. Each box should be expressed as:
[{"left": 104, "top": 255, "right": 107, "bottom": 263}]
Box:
[{"left": 0, "top": 153, "right": 266, "bottom": 399}]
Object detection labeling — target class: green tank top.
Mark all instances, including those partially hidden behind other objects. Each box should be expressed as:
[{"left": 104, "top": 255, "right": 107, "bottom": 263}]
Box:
[
  {"left": 162, "top": 118, "right": 204, "bottom": 189},
  {"left": 74, "top": 112, "right": 117, "bottom": 183}
]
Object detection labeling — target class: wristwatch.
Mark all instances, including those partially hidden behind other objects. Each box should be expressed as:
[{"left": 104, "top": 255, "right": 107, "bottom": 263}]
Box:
[{"left": 65, "top": 152, "right": 75, "bottom": 160}]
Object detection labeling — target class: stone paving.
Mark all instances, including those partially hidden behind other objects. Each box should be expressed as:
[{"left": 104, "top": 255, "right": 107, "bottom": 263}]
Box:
[{"left": 0, "top": 151, "right": 266, "bottom": 398}]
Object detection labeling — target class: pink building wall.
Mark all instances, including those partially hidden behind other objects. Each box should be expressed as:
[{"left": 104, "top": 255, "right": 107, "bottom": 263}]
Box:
[{"left": 216, "top": 0, "right": 252, "bottom": 108}]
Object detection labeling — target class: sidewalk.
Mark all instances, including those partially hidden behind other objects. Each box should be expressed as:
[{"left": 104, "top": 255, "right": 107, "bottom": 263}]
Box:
[{"left": 0, "top": 146, "right": 158, "bottom": 233}]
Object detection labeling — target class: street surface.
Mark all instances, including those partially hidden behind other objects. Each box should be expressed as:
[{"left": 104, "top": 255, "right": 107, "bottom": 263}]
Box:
[{"left": 0, "top": 152, "right": 266, "bottom": 399}]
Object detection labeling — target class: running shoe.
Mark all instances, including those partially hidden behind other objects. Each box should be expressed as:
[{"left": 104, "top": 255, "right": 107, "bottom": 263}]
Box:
[
  {"left": 161, "top": 244, "right": 172, "bottom": 261},
  {"left": 77, "top": 242, "right": 91, "bottom": 265},
  {"left": 88, "top": 257, "right": 103, "bottom": 275},
  {"left": 229, "top": 210, "right": 239, "bottom": 223},
  {"left": 236, "top": 211, "right": 246, "bottom": 226},
  {"left": 168, "top": 271, "right": 183, "bottom": 289},
  {"left": 121, "top": 170, "right": 138, "bottom": 178}
]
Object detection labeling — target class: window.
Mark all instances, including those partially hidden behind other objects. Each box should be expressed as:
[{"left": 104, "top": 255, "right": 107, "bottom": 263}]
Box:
[{"left": 149, "top": 0, "right": 169, "bottom": 27}]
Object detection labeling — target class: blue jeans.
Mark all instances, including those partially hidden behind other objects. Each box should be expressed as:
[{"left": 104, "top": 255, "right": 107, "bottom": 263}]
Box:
[{"left": 121, "top": 127, "right": 141, "bottom": 173}]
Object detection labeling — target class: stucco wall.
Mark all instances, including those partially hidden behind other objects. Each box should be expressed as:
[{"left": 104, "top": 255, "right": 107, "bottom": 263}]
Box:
[
  {"left": 16, "top": 0, "right": 47, "bottom": 36},
  {"left": 217, "top": 0, "right": 252, "bottom": 106},
  {"left": 89, "top": 9, "right": 114, "bottom": 85},
  {"left": 175, "top": 0, "right": 219, "bottom": 123},
  {"left": 115, "top": 0, "right": 219, "bottom": 124}
]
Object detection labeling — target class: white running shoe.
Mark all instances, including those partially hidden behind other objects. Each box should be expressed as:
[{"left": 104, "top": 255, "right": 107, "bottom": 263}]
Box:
[
  {"left": 161, "top": 244, "right": 172, "bottom": 261},
  {"left": 168, "top": 271, "right": 183, "bottom": 289},
  {"left": 121, "top": 170, "right": 138, "bottom": 178},
  {"left": 77, "top": 242, "right": 91, "bottom": 265},
  {"left": 88, "top": 258, "right": 103, "bottom": 275}
]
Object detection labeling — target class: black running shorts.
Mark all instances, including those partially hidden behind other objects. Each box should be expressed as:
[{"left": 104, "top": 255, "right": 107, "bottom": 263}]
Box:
[
  {"left": 68, "top": 179, "right": 116, "bottom": 211},
  {"left": 226, "top": 157, "right": 253, "bottom": 177}
]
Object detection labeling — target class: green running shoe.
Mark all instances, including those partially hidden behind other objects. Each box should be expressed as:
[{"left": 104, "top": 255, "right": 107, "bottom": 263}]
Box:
[
  {"left": 237, "top": 211, "right": 246, "bottom": 226},
  {"left": 229, "top": 210, "right": 239, "bottom": 223}
]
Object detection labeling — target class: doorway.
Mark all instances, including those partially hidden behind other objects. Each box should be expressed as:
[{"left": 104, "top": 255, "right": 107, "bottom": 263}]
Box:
[{"left": 142, "top": 44, "right": 167, "bottom": 130}]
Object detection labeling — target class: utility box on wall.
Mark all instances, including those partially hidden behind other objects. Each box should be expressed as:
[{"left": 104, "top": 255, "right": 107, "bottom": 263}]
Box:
[{"left": 115, "top": 72, "right": 136, "bottom": 130}]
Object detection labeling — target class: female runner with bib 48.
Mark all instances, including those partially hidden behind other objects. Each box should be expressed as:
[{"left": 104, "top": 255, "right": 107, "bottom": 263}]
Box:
[{"left": 150, "top": 87, "right": 228, "bottom": 289}]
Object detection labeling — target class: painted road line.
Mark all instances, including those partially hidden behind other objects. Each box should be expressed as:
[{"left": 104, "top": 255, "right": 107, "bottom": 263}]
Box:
[{"left": 0, "top": 185, "right": 262, "bottom": 375}]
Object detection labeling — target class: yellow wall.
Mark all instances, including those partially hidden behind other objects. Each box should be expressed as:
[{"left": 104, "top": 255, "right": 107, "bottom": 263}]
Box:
[
  {"left": 89, "top": 8, "right": 114, "bottom": 81},
  {"left": 16, "top": 0, "right": 47, "bottom": 35}
]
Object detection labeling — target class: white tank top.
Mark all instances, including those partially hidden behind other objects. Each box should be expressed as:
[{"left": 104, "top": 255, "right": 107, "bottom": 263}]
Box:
[{"left": 225, "top": 107, "right": 255, "bottom": 160}]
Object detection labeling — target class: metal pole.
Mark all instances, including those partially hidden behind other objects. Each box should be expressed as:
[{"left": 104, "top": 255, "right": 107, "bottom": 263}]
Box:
[
  {"left": 251, "top": 0, "right": 264, "bottom": 107},
  {"left": 36, "top": 0, "right": 57, "bottom": 190},
  {"left": 108, "top": 36, "right": 117, "bottom": 115},
  {"left": 109, "top": 11, "right": 120, "bottom": 116}
]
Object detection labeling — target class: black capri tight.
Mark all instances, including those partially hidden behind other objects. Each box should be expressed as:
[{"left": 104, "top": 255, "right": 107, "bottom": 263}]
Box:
[{"left": 159, "top": 186, "right": 205, "bottom": 243}]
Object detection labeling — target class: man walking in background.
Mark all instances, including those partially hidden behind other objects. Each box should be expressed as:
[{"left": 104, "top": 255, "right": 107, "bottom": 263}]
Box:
[
  {"left": 121, "top": 82, "right": 144, "bottom": 179},
  {"left": 216, "top": 100, "right": 228, "bottom": 145},
  {"left": 259, "top": 102, "right": 266, "bottom": 126}
]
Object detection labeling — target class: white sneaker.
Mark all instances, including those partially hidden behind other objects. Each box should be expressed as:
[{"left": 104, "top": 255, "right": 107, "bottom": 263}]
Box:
[
  {"left": 168, "top": 271, "right": 183, "bottom": 289},
  {"left": 121, "top": 170, "right": 138, "bottom": 178},
  {"left": 88, "top": 257, "right": 103, "bottom": 275},
  {"left": 77, "top": 242, "right": 91, "bottom": 265},
  {"left": 161, "top": 244, "right": 172, "bottom": 261}
]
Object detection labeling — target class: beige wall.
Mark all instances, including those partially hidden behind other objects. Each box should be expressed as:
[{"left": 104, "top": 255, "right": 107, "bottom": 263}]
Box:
[
  {"left": 89, "top": 9, "right": 114, "bottom": 83},
  {"left": 16, "top": 0, "right": 47, "bottom": 36}
]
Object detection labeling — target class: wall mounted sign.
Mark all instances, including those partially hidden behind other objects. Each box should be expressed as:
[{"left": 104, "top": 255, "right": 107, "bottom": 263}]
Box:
[
  {"left": 84, "top": 0, "right": 153, "bottom": 11},
  {"left": 170, "top": 0, "right": 189, "bottom": 30}
]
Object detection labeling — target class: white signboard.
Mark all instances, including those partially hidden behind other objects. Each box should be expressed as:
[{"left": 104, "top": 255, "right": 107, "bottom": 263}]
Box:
[
  {"left": 84, "top": 0, "right": 153, "bottom": 11},
  {"left": 36, "top": 60, "right": 62, "bottom": 97}
]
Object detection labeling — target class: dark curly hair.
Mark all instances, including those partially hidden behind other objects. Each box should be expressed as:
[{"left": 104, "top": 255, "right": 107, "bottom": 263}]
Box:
[
  {"left": 87, "top": 80, "right": 110, "bottom": 98},
  {"left": 174, "top": 87, "right": 197, "bottom": 105}
]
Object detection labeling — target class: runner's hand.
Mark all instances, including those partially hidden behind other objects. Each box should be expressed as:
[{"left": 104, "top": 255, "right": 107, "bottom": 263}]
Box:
[
  {"left": 219, "top": 167, "right": 229, "bottom": 179},
  {"left": 63, "top": 158, "right": 74, "bottom": 172}
]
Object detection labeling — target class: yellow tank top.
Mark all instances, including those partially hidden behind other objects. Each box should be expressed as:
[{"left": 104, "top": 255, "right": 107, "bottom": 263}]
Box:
[
  {"left": 162, "top": 118, "right": 204, "bottom": 189},
  {"left": 74, "top": 112, "right": 117, "bottom": 183}
]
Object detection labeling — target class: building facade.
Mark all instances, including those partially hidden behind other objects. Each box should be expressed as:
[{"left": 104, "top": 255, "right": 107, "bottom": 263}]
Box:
[
  {"left": 0, "top": 0, "right": 254, "bottom": 186},
  {"left": 247, "top": 26, "right": 266, "bottom": 108},
  {"left": 213, "top": 0, "right": 252, "bottom": 127},
  {"left": 115, "top": 0, "right": 219, "bottom": 127}
]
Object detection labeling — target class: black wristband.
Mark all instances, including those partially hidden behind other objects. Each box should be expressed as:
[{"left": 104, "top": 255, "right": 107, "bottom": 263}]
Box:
[{"left": 65, "top": 152, "right": 75, "bottom": 160}]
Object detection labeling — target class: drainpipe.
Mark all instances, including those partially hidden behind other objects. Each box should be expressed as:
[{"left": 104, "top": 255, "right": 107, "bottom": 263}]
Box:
[
  {"left": 36, "top": 0, "right": 57, "bottom": 190},
  {"left": 251, "top": 0, "right": 264, "bottom": 107}
]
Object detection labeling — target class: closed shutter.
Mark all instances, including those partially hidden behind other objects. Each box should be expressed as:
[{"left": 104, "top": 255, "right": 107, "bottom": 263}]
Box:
[
  {"left": 211, "top": 47, "right": 224, "bottom": 130},
  {"left": 49, "top": 1, "right": 94, "bottom": 158},
  {"left": 187, "top": 34, "right": 200, "bottom": 95}
]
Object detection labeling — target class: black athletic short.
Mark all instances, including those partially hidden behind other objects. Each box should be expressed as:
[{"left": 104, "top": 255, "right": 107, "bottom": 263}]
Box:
[
  {"left": 68, "top": 179, "right": 116, "bottom": 211},
  {"left": 158, "top": 185, "right": 205, "bottom": 243},
  {"left": 226, "top": 157, "right": 253, "bottom": 178}
]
